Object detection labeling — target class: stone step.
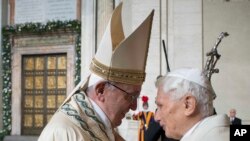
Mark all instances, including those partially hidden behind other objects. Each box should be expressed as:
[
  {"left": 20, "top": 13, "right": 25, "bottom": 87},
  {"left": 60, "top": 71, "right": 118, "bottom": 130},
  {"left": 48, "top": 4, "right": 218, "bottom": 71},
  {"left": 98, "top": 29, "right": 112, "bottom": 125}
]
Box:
[{"left": 4, "top": 135, "right": 38, "bottom": 141}]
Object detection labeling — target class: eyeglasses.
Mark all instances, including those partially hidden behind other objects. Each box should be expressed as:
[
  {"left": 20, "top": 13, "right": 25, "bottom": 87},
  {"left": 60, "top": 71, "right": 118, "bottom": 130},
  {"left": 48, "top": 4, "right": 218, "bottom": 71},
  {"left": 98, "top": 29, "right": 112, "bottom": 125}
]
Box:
[{"left": 106, "top": 81, "right": 139, "bottom": 103}]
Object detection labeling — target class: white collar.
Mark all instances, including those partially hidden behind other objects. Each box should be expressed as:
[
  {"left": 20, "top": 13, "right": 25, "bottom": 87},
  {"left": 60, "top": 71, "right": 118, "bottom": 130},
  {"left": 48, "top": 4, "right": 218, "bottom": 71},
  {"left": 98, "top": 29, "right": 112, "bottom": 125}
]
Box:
[
  {"left": 181, "top": 120, "right": 201, "bottom": 140},
  {"left": 89, "top": 99, "right": 115, "bottom": 141},
  {"left": 180, "top": 115, "right": 230, "bottom": 141}
]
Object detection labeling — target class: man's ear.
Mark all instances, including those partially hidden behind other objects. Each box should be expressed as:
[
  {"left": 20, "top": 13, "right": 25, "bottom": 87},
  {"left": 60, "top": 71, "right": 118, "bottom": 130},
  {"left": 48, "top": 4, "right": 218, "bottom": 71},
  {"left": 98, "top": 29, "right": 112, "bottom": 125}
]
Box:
[
  {"left": 183, "top": 94, "right": 197, "bottom": 116},
  {"left": 94, "top": 81, "right": 106, "bottom": 102}
]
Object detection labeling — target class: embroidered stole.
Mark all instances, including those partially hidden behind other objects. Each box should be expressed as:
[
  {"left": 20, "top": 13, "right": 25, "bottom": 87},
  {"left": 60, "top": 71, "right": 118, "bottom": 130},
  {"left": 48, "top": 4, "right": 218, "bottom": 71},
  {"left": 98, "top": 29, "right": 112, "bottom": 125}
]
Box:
[{"left": 60, "top": 91, "right": 110, "bottom": 141}]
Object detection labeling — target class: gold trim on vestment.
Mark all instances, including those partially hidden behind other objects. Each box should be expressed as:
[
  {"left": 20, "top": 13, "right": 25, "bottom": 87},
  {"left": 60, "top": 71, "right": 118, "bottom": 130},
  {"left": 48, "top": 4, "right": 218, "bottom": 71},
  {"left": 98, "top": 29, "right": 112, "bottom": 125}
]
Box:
[{"left": 90, "top": 58, "right": 145, "bottom": 85}]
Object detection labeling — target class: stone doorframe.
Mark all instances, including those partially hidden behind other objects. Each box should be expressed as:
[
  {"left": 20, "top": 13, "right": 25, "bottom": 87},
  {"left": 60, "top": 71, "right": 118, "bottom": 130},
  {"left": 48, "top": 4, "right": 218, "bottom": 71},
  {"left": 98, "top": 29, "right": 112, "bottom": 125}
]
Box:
[{"left": 11, "top": 39, "right": 76, "bottom": 135}]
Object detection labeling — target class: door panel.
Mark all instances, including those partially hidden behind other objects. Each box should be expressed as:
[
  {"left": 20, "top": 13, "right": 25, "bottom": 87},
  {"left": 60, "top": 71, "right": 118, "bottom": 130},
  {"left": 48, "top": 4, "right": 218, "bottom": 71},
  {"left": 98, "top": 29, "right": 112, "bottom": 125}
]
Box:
[{"left": 21, "top": 54, "right": 67, "bottom": 135}]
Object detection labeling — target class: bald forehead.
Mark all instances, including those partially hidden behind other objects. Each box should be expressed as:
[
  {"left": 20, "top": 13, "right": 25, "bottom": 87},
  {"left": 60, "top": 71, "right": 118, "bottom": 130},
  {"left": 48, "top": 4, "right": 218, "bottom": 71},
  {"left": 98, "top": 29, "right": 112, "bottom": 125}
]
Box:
[{"left": 230, "top": 109, "right": 236, "bottom": 113}]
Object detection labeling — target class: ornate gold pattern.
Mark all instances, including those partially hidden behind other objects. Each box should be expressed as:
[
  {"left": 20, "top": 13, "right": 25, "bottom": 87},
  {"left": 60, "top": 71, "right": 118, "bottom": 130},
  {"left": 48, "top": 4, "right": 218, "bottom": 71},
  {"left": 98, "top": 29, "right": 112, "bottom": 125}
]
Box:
[
  {"left": 57, "top": 95, "right": 66, "bottom": 107},
  {"left": 24, "top": 95, "right": 33, "bottom": 108},
  {"left": 24, "top": 58, "right": 34, "bottom": 70},
  {"left": 35, "top": 114, "right": 43, "bottom": 127},
  {"left": 24, "top": 115, "right": 33, "bottom": 127},
  {"left": 57, "top": 76, "right": 66, "bottom": 88},
  {"left": 35, "top": 96, "right": 43, "bottom": 108},
  {"left": 47, "top": 57, "right": 56, "bottom": 69},
  {"left": 22, "top": 55, "right": 67, "bottom": 134},
  {"left": 25, "top": 77, "right": 33, "bottom": 89},
  {"left": 58, "top": 56, "right": 66, "bottom": 69},
  {"left": 90, "top": 58, "right": 145, "bottom": 85},
  {"left": 47, "top": 95, "right": 56, "bottom": 108},
  {"left": 35, "top": 57, "right": 44, "bottom": 70},
  {"left": 35, "top": 76, "right": 44, "bottom": 89},
  {"left": 47, "top": 76, "right": 56, "bottom": 89}
]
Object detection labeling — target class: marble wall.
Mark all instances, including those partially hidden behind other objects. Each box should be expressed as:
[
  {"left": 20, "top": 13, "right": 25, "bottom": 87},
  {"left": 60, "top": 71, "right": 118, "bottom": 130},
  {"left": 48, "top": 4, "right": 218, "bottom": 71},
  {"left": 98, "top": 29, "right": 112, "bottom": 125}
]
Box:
[{"left": 203, "top": 0, "right": 250, "bottom": 123}]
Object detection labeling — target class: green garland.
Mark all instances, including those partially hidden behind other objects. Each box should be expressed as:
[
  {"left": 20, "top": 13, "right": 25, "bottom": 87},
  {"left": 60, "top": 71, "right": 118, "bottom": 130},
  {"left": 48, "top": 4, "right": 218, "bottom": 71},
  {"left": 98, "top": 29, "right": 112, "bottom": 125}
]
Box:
[{"left": 0, "top": 20, "right": 81, "bottom": 140}]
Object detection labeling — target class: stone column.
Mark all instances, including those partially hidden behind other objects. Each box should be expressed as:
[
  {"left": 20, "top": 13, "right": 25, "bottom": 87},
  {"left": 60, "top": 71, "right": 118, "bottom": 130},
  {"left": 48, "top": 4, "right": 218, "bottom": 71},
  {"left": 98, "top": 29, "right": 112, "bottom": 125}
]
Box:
[
  {"left": 96, "top": 0, "right": 113, "bottom": 47},
  {"left": 81, "top": 0, "right": 97, "bottom": 77},
  {"left": 81, "top": 0, "right": 113, "bottom": 78},
  {"left": 168, "top": 0, "right": 203, "bottom": 68}
]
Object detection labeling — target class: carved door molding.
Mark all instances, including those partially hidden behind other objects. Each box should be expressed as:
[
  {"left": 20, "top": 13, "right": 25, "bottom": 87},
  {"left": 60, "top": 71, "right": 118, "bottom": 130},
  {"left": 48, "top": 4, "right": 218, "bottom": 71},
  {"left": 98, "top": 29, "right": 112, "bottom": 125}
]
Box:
[{"left": 11, "top": 34, "right": 76, "bottom": 135}]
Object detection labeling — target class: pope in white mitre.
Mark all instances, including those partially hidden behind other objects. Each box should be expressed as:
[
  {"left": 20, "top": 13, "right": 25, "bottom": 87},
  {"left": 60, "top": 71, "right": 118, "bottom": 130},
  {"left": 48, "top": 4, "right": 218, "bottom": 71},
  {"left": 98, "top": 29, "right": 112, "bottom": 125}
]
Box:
[{"left": 38, "top": 2, "right": 154, "bottom": 141}]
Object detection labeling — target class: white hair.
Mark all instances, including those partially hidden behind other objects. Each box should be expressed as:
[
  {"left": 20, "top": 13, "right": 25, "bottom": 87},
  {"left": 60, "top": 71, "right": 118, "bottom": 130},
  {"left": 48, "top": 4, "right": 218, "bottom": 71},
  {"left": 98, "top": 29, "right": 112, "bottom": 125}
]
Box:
[
  {"left": 88, "top": 73, "right": 105, "bottom": 87},
  {"left": 159, "top": 75, "right": 214, "bottom": 118}
]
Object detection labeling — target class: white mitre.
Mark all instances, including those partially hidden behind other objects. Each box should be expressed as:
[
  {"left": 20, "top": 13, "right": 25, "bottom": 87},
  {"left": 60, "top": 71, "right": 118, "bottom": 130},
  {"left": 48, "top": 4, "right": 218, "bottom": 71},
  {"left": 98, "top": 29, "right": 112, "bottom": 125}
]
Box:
[
  {"left": 89, "top": 2, "right": 154, "bottom": 85},
  {"left": 63, "top": 2, "right": 154, "bottom": 103}
]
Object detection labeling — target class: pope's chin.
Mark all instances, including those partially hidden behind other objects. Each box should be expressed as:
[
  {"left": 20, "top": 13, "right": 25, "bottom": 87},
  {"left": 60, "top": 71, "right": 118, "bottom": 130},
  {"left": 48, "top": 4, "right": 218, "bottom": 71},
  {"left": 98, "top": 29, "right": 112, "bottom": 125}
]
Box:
[
  {"left": 114, "top": 114, "right": 125, "bottom": 127},
  {"left": 113, "top": 119, "right": 122, "bottom": 127}
]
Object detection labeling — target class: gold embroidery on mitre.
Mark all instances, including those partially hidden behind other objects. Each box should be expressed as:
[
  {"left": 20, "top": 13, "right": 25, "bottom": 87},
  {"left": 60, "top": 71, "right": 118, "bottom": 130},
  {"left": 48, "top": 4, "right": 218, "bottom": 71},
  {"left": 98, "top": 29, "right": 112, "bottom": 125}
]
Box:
[{"left": 90, "top": 58, "right": 145, "bottom": 85}]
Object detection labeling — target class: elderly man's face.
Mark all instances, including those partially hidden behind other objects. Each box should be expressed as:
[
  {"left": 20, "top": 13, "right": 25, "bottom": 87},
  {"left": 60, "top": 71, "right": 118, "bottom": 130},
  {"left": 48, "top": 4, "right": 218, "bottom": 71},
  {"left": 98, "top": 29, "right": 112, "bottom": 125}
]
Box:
[
  {"left": 103, "top": 82, "right": 141, "bottom": 127},
  {"left": 229, "top": 109, "right": 236, "bottom": 118},
  {"left": 155, "top": 86, "right": 185, "bottom": 140}
]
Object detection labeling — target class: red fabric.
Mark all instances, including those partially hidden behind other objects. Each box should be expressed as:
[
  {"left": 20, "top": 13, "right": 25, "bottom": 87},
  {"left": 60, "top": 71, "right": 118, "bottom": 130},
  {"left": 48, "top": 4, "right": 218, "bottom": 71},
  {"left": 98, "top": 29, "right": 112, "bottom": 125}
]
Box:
[{"left": 142, "top": 96, "right": 148, "bottom": 103}]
